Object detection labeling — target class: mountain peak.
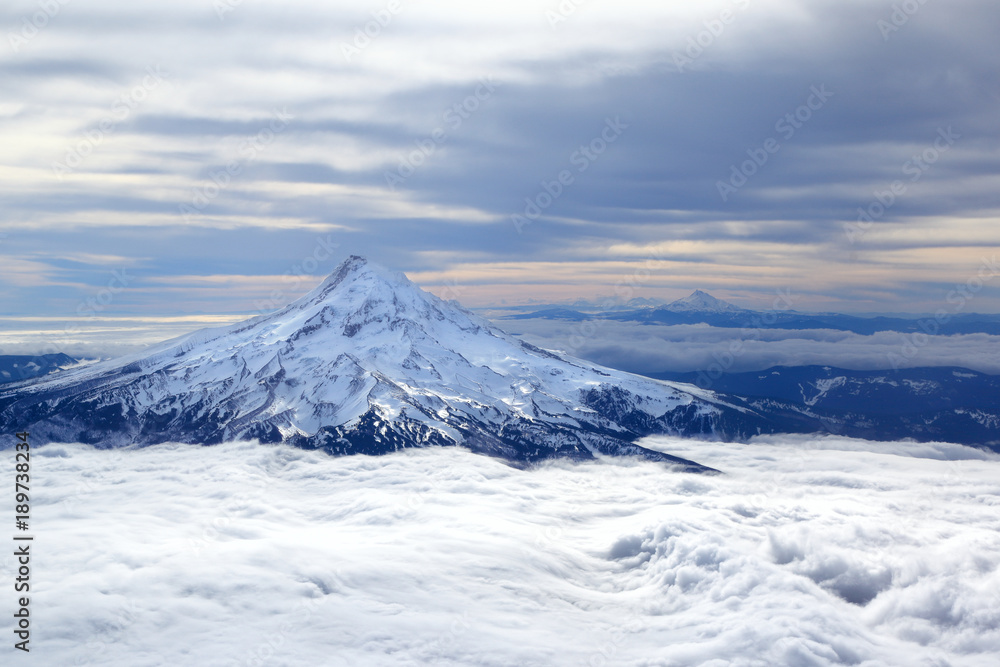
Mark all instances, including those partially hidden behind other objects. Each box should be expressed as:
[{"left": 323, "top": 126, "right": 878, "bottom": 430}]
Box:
[
  {"left": 0, "top": 257, "right": 757, "bottom": 471},
  {"left": 302, "top": 255, "right": 407, "bottom": 303},
  {"left": 270, "top": 255, "right": 483, "bottom": 343},
  {"left": 664, "top": 290, "right": 743, "bottom": 313}
]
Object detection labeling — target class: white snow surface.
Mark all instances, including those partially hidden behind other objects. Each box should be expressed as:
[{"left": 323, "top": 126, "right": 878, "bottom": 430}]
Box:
[
  {"left": 4, "top": 435, "right": 999, "bottom": 666},
  {"left": 8, "top": 256, "right": 724, "bottom": 445}
]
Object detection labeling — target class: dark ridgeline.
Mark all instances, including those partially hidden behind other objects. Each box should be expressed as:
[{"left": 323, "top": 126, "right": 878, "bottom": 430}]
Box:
[{"left": 0, "top": 354, "right": 77, "bottom": 385}]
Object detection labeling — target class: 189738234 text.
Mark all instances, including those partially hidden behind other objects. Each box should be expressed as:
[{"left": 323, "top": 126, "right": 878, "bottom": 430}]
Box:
[{"left": 12, "top": 431, "right": 32, "bottom": 653}]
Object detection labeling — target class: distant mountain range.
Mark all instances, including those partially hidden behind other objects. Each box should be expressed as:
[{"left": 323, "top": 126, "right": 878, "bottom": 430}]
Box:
[
  {"left": 661, "top": 289, "right": 745, "bottom": 313},
  {"left": 0, "top": 353, "right": 77, "bottom": 384},
  {"left": 648, "top": 365, "right": 1000, "bottom": 448},
  {"left": 505, "top": 291, "right": 1000, "bottom": 336},
  {"left": 566, "top": 296, "right": 669, "bottom": 309}
]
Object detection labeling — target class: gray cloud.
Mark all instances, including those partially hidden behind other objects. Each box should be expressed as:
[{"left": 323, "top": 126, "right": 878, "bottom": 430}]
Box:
[{"left": 1, "top": 1, "right": 998, "bottom": 316}]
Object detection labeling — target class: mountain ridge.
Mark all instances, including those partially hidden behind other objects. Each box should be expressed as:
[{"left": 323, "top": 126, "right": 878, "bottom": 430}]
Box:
[
  {"left": 647, "top": 364, "right": 1000, "bottom": 448},
  {"left": 660, "top": 290, "right": 745, "bottom": 313},
  {"left": 1, "top": 256, "right": 808, "bottom": 470}
]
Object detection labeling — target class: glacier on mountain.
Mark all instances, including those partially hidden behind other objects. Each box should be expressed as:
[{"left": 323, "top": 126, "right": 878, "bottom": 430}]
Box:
[{"left": 0, "top": 257, "right": 802, "bottom": 469}]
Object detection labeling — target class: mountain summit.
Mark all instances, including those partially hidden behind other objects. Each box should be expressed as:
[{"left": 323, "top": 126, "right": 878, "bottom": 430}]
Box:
[
  {"left": 0, "top": 257, "right": 783, "bottom": 469},
  {"left": 663, "top": 290, "right": 744, "bottom": 313}
]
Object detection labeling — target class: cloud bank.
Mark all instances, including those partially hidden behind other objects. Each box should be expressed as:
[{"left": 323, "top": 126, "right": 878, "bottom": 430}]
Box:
[
  {"left": 503, "top": 318, "right": 1000, "bottom": 374},
  {"left": 2, "top": 437, "right": 998, "bottom": 665}
]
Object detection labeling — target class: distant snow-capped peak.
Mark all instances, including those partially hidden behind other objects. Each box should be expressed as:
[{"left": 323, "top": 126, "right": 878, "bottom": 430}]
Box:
[{"left": 663, "top": 290, "right": 744, "bottom": 313}]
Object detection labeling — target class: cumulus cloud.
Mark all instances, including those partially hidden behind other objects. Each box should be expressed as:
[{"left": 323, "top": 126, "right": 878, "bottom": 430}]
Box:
[
  {"left": 502, "top": 318, "right": 1000, "bottom": 374},
  {"left": 2, "top": 437, "right": 998, "bottom": 665}
]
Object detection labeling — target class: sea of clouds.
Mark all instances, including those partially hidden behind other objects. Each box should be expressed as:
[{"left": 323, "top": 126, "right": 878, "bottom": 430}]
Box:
[
  {"left": 2, "top": 437, "right": 999, "bottom": 666},
  {"left": 502, "top": 319, "right": 1000, "bottom": 375}
]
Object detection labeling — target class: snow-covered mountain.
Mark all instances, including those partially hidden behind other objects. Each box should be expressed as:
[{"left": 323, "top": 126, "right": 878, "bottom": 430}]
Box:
[
  {"left": 625, "top": 296, "right": 667, "bottom": 308},
  {"left": 662, "top": 290, "right": 744, "bottom": 313},
  {"left": 0, "top": 257, "right": 803, "bottom": 469}
]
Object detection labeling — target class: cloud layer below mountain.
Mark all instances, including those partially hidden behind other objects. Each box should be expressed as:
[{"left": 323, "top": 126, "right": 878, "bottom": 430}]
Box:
[
  {"left": 504, "top": 318, "right": 1000, "bottom": 374},
  {"left": 3, "top": 436, "right": 998, "bottom": 666}
]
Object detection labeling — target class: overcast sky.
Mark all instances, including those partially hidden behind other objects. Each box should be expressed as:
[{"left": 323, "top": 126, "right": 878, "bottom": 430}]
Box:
[{"left": 1, "top": 0, "right": 998, "bottom": 320}]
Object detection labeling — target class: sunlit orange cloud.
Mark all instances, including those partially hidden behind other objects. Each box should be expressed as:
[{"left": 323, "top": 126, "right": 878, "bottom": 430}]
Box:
[{"left": 413, "top": 248, "right": 1000, "bottom": 311}]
